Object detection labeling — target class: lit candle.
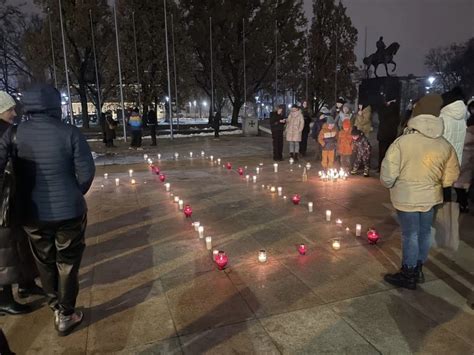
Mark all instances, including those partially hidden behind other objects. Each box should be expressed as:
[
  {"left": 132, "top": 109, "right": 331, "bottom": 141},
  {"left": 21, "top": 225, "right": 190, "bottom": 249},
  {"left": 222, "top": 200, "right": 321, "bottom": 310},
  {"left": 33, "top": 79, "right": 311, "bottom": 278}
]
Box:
[
  {"left": 283, "top": 196, "right": 287, "bottom": 200},
  {"left": 273, "top": 163, "right": 278, "bottom": 173},
  {"left": 157, "top": 153, "right": 161, "bottom": 160},
  {"left": 217, "top": 158, "right": 221, "bottom": 164},
  {"left": 298, "top": 244, "right": 307, "bottom": 255},
  {"left": 256, "top": 167, "right": 260, "bottom": 174},
  {"left": 164, "top": 183, "right": 170, "bottom": 192},
  {"left": 174, "top": 152, "right": 179, "bottom": 159},
  {"left": 131, "top": 179, "right": 136, "bottom": 185},
  {"left": 189, "top": 152, "right": 193, "bottom": 158},
  {"left": 159, "top": 174, "right": 166, "bottom": 182},
  {"left": 174, "top": 196, "right": 180, "bottom": 203},
  {"left": 332, "top": 240, "right": 341, "bottom": 250},
  {"left": 252, "top": 175, "right": 257, "bottom": 183},
  {"left": 115, "top": 178, "right": 120, "bottom": 186},
  {"left": 147, "top": 158, "right": 153, "bottom": 165},
  {"left": 259, "top": 163, "right": 263, "bottom": 166},
  {"left": 129, "top": 169, "right": 133, "bottom": 177},
  {"left": 205, "top": 236, "right": 212, "bottom": 250},
  {"left": 270, "top": 186, "right": 276, "bottom": 193},
  {"left": 104, "top": 173, "right": 108, "bottom": 179},
  {"left": 193, "top": 221, "right": 200, "bottom": 231},
  {"left": 277, "top": 187, "right": 282, "bottom": 196},
  {"left": 306, "top": 162, "right": 311, "bottom": 170},
  {"left": 356, "top": 224, "right": 362, "bottom": 237},
  {"left": 336, "top": 219, "right": 342, "bottom": 226},
  {"left": 245, "top": 174, "right": 250, "bottom": 182},
  {"left": 289, "top": 158, "right": 294, "bottom": 165},
  {"left": 144, "top": 154, "right": 148, "bottom": 160},
  {"left": 258, "top": 249, "right": 267, "bottom": 263},
  {"left": 178, "top": 200, "right": 184, "bottom": 210},
  {"left": 237, "top": 167, "right": 244, "bottom": 176},
  {"left": 198, "top": 226, "right": 204, "bottom": 239},
  {"left": 215, "top": 251, "right": 228, "bottom": 270},
  {"left": 201, "top": 151, "right": 205, "bottom": 157},
  {"left": 213, "top": 249, "right": 219, "bottom": 258},
  {"left": 210, "top": 155, "right": 214, "bottom": 161},
  {"left": 184, "top": 205, "right": 192, "bottom": 217},
  {"left": 308, "top": 202, "right": 313, "bottom": 212},
  {"left": 345, "top": 227, "right": 350, "bottom": 233},
  {"left": 325, "top": 210, "right": 332, "bottom": 222}
]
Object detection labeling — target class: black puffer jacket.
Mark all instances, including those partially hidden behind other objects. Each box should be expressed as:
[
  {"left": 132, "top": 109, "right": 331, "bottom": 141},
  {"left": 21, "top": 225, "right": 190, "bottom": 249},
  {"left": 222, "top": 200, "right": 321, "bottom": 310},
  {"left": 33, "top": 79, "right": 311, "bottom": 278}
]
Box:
[{"left": 0, "top": 84, "right": 95, "bottom": 223}]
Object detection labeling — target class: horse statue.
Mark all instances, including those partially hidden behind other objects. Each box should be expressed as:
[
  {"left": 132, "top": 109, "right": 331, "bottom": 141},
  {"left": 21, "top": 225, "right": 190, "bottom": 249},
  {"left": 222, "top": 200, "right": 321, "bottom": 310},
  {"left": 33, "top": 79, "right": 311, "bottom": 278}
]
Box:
[{"left": 363, "top": 42, "right": 400, "bottom": 78}]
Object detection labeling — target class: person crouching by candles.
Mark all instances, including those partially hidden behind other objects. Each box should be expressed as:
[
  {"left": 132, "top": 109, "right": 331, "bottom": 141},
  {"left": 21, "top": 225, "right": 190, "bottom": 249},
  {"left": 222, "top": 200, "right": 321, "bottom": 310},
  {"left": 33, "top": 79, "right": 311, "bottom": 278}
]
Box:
[
  {"left": 270, "top": 105, "right": 286, "bottom": 161},
  {"left": 286, "top": 105, "right": 304, "bottom": 162},
  {"left": 337, "top": 120, "right": 353, "bottom": 170},
  {"left": 311, "top": 107, "right": 330, "bottom": 161},
  {"left": 350, "top": 127, "right": 371, "bottom": 177},
  {"left": 318, "top": 116, "right": 338, "bottom": 170},
  {"left": 380, "top": 94, "right": 460, "bottom": 290}
]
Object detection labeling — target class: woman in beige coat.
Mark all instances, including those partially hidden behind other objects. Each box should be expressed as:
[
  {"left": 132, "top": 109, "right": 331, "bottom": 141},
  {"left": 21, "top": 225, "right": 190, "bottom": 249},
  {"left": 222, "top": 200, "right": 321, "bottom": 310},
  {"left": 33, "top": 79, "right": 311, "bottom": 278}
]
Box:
[
  {"left": 285, "top": 105, "right": 304, "bottom": 161},
  {"left": 380, "top": 94, "right": 460, "bottom": 290}
]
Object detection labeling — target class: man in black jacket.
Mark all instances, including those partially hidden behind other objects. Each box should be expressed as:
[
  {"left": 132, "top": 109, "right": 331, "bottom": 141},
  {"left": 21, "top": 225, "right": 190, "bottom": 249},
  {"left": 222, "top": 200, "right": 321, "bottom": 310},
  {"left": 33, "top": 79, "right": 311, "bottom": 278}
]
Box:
[
  {"left": 377, "top": 98, "right": 400, "bottom": 170},
  {"left": 300, "top": 100, "right": 312, "bottom": 156},
  {"left": 270, "top": 105, "right": 286, "bottom": 161},
  {"left": 146, "top": 108, "right": 158, "bottom": 146},
  {"left": 0, "top": 85, "right": 95, "bottom": 336}
]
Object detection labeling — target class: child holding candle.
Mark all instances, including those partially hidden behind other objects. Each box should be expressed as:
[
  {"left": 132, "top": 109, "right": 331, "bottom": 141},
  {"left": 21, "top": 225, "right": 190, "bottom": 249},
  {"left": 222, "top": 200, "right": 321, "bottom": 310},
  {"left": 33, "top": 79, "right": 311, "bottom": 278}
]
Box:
[
  {"left": 337, "top": 120, "right": 353, "bottom": 169},
  {"left": 318, "top": 116, "right": 338, "bottom": 170},
  {"left": 350, "top": 127, "right": 371, "bottom": 177}
]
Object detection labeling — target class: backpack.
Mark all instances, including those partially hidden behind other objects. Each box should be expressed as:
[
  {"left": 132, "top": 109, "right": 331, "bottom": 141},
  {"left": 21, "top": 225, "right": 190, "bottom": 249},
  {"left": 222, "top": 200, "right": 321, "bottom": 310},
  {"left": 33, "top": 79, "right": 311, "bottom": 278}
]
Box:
[{"left": 0, "top": 125, "right": 18, "bottom": 228}]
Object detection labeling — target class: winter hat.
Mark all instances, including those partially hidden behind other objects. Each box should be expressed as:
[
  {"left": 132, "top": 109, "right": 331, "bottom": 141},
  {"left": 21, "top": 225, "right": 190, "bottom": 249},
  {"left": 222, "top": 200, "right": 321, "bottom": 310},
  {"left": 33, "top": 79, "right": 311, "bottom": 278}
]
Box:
[
  {"left": 441, "top": 87, "right": 465, "bottom": 108},
  {"left": 336, "top": 97, "right": 346, "bottom": 105},
  {"left": 0, "top": 91, "right": 16, "bottom": 114},
  {"left": 342, "top": 120, "right": 351, "bottom": 130},
  {"left": 351, "top": 127, "right": 362, "bottom": 136},
  {"left": 412, "top": 94, "right": 443, "bottom": 117},
  {"left": 326, "top": 116, "right": 335, "bottom": 125}
]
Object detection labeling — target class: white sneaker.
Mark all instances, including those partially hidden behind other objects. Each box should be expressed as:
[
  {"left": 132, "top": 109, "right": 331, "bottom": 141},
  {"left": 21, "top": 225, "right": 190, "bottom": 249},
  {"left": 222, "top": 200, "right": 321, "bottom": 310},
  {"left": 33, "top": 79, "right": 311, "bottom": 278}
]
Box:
[{"left": 57, "top": 311, "right": 83, "bottom": 337}]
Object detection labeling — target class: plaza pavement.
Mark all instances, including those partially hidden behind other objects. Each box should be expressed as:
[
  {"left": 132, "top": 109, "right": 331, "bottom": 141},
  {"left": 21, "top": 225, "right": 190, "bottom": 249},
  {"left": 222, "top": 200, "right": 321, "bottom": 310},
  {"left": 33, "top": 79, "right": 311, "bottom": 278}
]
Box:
[{"left": 1, "top": 135, "right": 473, "bottom": 354}]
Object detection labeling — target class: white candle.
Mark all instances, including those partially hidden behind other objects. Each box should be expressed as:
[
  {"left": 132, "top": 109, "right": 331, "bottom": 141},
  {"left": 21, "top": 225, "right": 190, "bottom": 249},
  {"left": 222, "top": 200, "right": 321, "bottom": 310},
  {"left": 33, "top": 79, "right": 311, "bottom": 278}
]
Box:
[
  {"left": 289, "top": 158, "right": 294, "bottom": 165},
  {"left": 205, "top": 236, "right": 212, "bottom": 250},
  {"left": 326, "top": 210, "right": 332, "bottom": 221},
  {"left": 104, "top": 173, "right": 108, "bottom": 179},
  {"left": 270, "top": 186, "right": 276, "bottom": 193},
  {"left": 147, "top": 158, "right": 153, "bottom": 165},
  {"left": 277, "top": 187, "right": 282, "bottom": 196},
  {"left": 252, "top": 175, "right": 257, "bottom": 183},
  {"left": 165, "top": 183, "right": 170, "bottom": 192},
  {"left": 256, "top": 167, "right": 260, "bottom": 174},
  {"left": 213, "top": 249, "right": 219, "bottom": 257},
  {"left": 201, "top": 151, "right": 205, "bottom": 157},
  {"left": 332, "top": 240, "right": 341, "bottom": 250},
  {"left": 131, "top": 179, "right": 136, "bottom": 185},
  {"left": 336, "top": 219, "right": 342, "bottom": 226},
  {"left": 144, "top": 154, "right": 148, "bottom": 160},
  {"left": 283, "top": 196, "right": 287, "bottom": 200},
  {"left": 210, "top": 155, "right": 214, "bottom": 161},
  {"left": 306, "top": 162, "right": 311, "bottom": 170},
  {"left": 308, "top": 202, "right": 314, "bottom": 212},
  {"left": 178, "top": 200, "right": 184, "bottom": 210},
  {"left": 356, "top": 224, "right": 362, "bottom": 237},
  {"left": 259, "top": 163, "right": 263, "bottom": 166},
  {"left": 258, "top": 250, "right": 267, "bottom": 263},
  {"left": 198, "top": 226, "right": 204, "bottom": 239},
  {"left": 245, "top": 175, "right": 250, "bottom": 182},
  {"left": 174, "top": 152, "right": 179, "bottom": 159},
  {"left": 193, "top": 221, "right": 200, "bottom": 231},
  {"left": 189, "top": 152, "right": 193, "bottom": 158},
  {"left": 115, "top": 178, "right": 120, "bottom": 186},
  {"left": 174, "top": 196, "right": 180, "bottom": 203},
  {"left": 217, "top": 158, "right": 221, "bottom": 165},
  {"left": 273, "top": 163, "right": 278, "bottom": 172},
  {"left": 157, "top": 153, "right": 161, "bottom": 160}
]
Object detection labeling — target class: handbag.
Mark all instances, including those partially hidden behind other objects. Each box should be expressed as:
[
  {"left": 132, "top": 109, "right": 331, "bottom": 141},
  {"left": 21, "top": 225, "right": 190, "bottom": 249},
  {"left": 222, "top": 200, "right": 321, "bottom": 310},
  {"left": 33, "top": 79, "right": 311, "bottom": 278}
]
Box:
[
  {"left": 431, "top": 201, "right": 460, "bottom": 252},
  {"left": 0, "top": 125, "right": 18, "bottom": 228}
]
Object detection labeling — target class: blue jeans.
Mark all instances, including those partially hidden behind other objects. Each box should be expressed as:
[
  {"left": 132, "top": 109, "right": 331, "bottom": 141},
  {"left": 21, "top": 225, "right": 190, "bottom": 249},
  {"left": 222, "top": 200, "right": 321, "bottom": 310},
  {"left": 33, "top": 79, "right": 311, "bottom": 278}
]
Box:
[{"left": 397, "top": 209, "right": 434, "bottom": 268}]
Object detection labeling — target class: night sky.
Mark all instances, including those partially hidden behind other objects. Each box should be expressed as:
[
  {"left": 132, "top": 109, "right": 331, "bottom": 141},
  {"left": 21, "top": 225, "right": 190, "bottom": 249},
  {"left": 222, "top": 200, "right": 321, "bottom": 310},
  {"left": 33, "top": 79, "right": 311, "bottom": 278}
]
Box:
[{"left": 9, "top": 0, "right": 474, "bottom": 76}]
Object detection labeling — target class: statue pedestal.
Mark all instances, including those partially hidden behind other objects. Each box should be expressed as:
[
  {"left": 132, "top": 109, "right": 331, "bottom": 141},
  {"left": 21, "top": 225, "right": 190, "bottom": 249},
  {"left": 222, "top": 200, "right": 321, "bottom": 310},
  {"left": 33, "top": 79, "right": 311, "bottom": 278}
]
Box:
[{"left": 359, "top": 77, "right": 402, "bottom": 108}]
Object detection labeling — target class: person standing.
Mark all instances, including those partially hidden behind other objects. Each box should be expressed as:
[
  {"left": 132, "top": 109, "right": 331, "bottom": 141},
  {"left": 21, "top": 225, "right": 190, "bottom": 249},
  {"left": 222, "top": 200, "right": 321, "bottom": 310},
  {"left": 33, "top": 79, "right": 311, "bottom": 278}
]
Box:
[
  {"left": 270, "top": 105, "right": 286, "bottom": 161},
  {"left": 381, "top": 94, "right": 459, "bottom": 290},
  {"left": 147, "top": 108, "right": 158, "bottom": 146},
  {"left": 0, "top": 91, "right": 43, "bottom": 316},
  {"left": 318, "top": 116, "right": 338, "bottom": 169},
  {"left": 354, "top": 103, "right": 372, "bottom": 137},
  {"left": 311, "top": 107, "right": 330, "bottom": 161},
  {"left": 213, "top": 111, "right": 222, "bottom": 139},
  {"left": 128, "top": 108, "right": 143, "bottom": 150},
  {"left": 286, "top": 105, "right": 304, "bottom": 161},
  {"left": 299, "top": 101, "right": 312, "bottom": 157},
  {"left": 377, "top": 98, "right": 400, "bottom": 170},
  {"left": 104, "top": 111, "right": 117, "bottom": 148},
  {"left": 337, "top": 120, "right": 353, "bottom": 170},
  {"left": 0, "top": 85, "right": 95, "bottom": 335}
]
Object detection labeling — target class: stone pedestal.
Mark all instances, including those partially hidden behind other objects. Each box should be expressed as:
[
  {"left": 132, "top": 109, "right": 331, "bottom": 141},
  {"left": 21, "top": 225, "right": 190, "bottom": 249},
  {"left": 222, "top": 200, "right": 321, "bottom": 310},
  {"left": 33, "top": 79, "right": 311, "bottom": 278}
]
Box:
[{"left": 242, "top": 116, "right": 259, "bottom": 136}]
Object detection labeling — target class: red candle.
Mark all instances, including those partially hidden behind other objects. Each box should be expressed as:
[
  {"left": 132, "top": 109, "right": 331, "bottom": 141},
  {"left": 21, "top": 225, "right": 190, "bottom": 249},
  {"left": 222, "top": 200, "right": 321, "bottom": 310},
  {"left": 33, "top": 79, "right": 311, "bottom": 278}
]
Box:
[
  {"left": 226, "top": 162, "right": 232, "bottom": 170},
  {"left": 159, "top": 174, "right": 166, "bottom": 182},
  {"left": 237, "top": 167, "right": 244, "bottom": 176},
  {"left": 151, "top": 166, "right": 160, "bottom": 175},
  {"left": 367, "top": 228, "right": 380, "bottom": 245},
  {"left": 184, "top": 205, "right": 193, "bottom": 218},
  {"left": 298, "top": 244, "right": 307, "bottom": 255},
  {"left": 215, "top": 251, "right": 228, "bottom": 270},
  {"left": 292, "top": 194, "right": 301, "bottom": 205}
]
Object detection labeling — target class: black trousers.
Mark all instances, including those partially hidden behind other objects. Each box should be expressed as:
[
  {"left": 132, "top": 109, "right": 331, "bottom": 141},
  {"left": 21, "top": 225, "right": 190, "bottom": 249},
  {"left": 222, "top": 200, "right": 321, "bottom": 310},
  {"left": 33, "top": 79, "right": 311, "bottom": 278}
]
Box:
[
  {"left": 149, "top": 125, "right": 157, "bottom": 146},
  {"left": 300, "top": 128, "right": 310, "bottom": 155},
  {"left": 272, "top": 129, "right": 284, "bottom": 160},
  {"left": 214, "top": 126, "right": 220, "bottom": 138},
  {"left": 24, "top": 215, "right": 87, "bottom": 315},
  {"left": 131, "top": 130, "right": 142, "bottom": 147}
]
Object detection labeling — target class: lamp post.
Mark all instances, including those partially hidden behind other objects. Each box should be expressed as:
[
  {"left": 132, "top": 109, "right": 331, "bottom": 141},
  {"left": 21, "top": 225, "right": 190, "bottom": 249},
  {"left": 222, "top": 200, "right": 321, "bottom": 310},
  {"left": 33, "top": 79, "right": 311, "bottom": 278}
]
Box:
[
  {"left": 58, "top": 0, "right": 74, "bottom": 125},
  {"left": 113, "top": 0, "right": 127, "bottom": 141}
]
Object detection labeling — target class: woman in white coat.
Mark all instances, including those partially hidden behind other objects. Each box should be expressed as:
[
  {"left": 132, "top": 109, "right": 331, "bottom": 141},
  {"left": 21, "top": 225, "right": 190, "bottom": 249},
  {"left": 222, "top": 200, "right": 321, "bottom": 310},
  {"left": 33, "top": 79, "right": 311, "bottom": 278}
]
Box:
[{"left": 285, "top": 105, "right": 304, "bottom": 161}]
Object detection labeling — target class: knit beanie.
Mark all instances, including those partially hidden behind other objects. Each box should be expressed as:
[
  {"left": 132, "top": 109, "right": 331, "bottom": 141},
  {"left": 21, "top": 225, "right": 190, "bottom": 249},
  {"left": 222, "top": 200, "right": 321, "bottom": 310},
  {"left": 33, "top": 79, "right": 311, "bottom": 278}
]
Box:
[
  {"left": 412, "top": 94, "right": 443, "bottom": 117},
  {"left": 0, "top": 91, "right": 16, "bottom": 114},
  {"left": 326, "top": 116, "right": 335, "bottom": 125}
]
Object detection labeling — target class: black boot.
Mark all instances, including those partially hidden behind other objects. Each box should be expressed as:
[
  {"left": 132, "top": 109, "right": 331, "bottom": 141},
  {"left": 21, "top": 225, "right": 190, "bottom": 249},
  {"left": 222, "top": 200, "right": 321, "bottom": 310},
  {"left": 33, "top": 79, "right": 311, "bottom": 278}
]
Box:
[
  {"left": 18, "top": 282, "right": 46, "bottom": 299},
  {"left": 384, "top": 265, "right": 417, "bottom": 290},
  {"left": 415, "top": 261, "right": 425, "bottom": 284},
  {"left": 0, "top": 285, "right": 31, "bottom": 316},
  {"left": 289, "top": 153, "right": 294, "bottom": 160},
  {"left": 294, "top": 153, "right": 299, "bottom": 162}
]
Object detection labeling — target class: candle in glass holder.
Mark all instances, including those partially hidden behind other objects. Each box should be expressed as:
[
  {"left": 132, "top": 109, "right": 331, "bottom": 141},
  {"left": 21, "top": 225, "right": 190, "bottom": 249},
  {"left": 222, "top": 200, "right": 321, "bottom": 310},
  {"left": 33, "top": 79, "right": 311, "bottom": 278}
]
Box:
[
  {"left": 174, "top": 196, "right": 180, "bottom": 203},
  {"left": 292, "top": 194, "right": 301, "bottom": 205},
  {"left": 115, "top": 178, "right": 120, "bottom": 186},
  {"left": 193, "top": 221, "right": 200, "bottom": 231},
  {"left": 256, "top": 167, "right": 260, "bottom": 175},
  {"left": 131, "top": 179, "right": 136, "bottom": 185},
  {"left": 174, "top": 152, "right": 179, "bottom": 159},
  {"left": 159, "top": 174, "right": 166, "bottom": 182},
  {"left": 213, "top": 249, "right": 219, "bottom": 260},
  {"left": 165, "top": 183, "right": 171, "bottom": 192},
  {"left": 215, "top": 250, "right": 228, "bottom": 270},
  {"left": 245, "top": 175, "right": 250, "bottom": 182},
  {"left": 308, "top": 202, "right": 314, "bottom": 212},
  {"left": 258, "top": 249, "right": 267, "bottom": 263},
  {"left": 147, "top": 158, "right": 153, "bottom": 165},
  {"left": 226, "top": 162, "right": 232, "bottom": 170},
  {"left": 277, "top": 187, "right": 283, "bottom": 196},
  {"left": 157, "top": 153, "right": 161, "bottom": 160},
  {"left": 332, "top": 239, "right": 341, "bottom": 250},
  {"left": 270, "top": 186, "right": 276, "bottom": 193},
  {"left": 252, "top": 175, "right": 257, "bottom": 183},
  {"left": 273, "top": 163, "right": 278, "bottom": 172},
  {"left": 104, "top": 173, "right": 108, "bottom": 179},
  {"left": 367, "top": 228, "right": 380, "bottom": 244},
  {"left": 336, "top": 219, "right": 343, "bottom": 226},
  {"left": 189, "top": 152, "right": 193, "bottom": 158},
  {"left": 210, "top": 155, "right": 214, "bottom": 161},
  {"left": 283, "top": 196, "right": 287, "bottom": 200},
  {"left": 144, "top": 154, "right": 148, "bottom": 160},
  {"left": 178, "top": 200, "right": 184, "bottom": 210},
  {"left": 184, "top": 205, "right": 192, "bottom": 217},
  {"left": 356, "top": 224, "right": 362, "bottom": 237},
  {"left": 325, "top": 210, "right": 332, "bottom": 221},
  {"left": 298, "top": 244, "right": 307, "bottom": 255},
  {"left": 201, "top": 150, "right": 205, "bottom": 157},
  {"left": 129, "top": 169, "right": 133, "bottom": 177},
  {"left": 238, "top": 167, "right": 244, "bottom": 176},
  {"left": 217, "top": 158, "right": 221, "bottom": 165},
  {"left": 205, "top": 236, "right": 212, "bottom": 250},
  {"left": 289, "top": 158, "right": 294, "bottom": 165},
  {"left": 198, "top": 226, "right": 204, "bottom": 239},
  {"left": 305, "top": 162, "right": 312, "bottom": 170}
]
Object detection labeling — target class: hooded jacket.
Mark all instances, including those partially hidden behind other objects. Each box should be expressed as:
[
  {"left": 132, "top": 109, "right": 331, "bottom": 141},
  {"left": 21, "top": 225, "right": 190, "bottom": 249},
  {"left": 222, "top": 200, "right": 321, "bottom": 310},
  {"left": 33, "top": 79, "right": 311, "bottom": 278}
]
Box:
[
  {"left": 354, "top": 105, "right": 372, "bottom": 137},
  {"left": 337, "top": 123, "right": 353, "bottom": 155},
  {"left": 0, "top": 84, "right": 95, "bottom": 222},
  {"left": 285, "top": 108, "right": 304, "bottom": 142},
  {"left": 318, "top": 123, "right": 338, "bottom": 151},
  {"left": 440, "top": 100, "right": 467, "bottom": 163},
  {"left": 380, "top": 114, "right": 460, "bottom": 212}
]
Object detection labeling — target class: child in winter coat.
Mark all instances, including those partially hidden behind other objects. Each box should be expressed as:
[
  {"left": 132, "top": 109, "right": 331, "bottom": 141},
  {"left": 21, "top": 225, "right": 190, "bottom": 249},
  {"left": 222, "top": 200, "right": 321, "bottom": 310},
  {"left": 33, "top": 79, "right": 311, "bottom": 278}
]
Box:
[
  {"left": 318, "top": 116, "right": 338, "bottom": 169},
  {"left": 351, "top": 127, "right": 371, "bottom": 177},
  {"left": 311, "top": 107, "right": 330, "bottom": 160},
  {"left": 336, "top": 103, "right": 352, "bottom": 129},
  {"left": 337, "top": 120, "right": 353, "bottom": 169}
]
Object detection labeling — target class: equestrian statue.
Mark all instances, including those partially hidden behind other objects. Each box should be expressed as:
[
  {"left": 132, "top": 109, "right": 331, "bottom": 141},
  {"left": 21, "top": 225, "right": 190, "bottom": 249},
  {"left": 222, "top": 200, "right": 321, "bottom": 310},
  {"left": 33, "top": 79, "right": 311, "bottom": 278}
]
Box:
[{"left": 363, "top": 37, "right": 400, "bottom": 78}]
